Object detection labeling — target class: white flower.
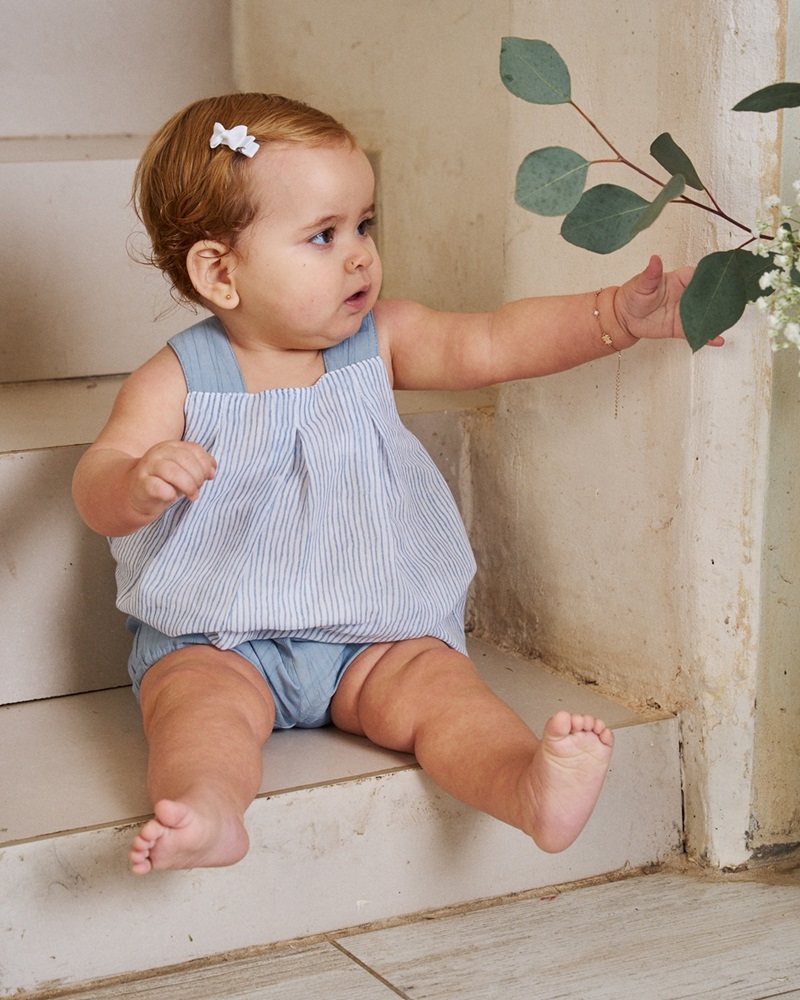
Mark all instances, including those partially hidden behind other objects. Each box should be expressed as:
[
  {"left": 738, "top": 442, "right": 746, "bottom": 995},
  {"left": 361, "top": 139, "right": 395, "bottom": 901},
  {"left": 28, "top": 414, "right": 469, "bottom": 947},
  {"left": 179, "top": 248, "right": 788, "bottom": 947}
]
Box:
[
  {"left": 765, "top": 194, "right": 782, "bottom": 209},
  {"left": 760, "top": 270, "right": 779, "bottom": 289}
]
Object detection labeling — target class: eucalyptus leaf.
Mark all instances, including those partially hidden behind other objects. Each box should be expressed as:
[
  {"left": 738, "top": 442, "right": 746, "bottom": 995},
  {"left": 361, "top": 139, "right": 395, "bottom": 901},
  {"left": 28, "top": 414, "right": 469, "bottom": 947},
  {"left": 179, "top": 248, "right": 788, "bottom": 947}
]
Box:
[
  {"left": 629, "top": 174, "right": 686, "bottom": 238},
  {"left": 560, "top": 185, "right": 648, "bottom": 254},
  {"left": 680, "top": 251, "right": 747, "bottom": 351},
  {"left": 733, "top": 82, "right": 800, "bottom": 112},
  {"left": 649, "top": 133, "right": 704, "bottom": 190},
  {"left": 500, "top": 37, "right": 571, "bottom": 105},
  {"left": 515, "top": 147, "right": 590, "bottom": 216}
]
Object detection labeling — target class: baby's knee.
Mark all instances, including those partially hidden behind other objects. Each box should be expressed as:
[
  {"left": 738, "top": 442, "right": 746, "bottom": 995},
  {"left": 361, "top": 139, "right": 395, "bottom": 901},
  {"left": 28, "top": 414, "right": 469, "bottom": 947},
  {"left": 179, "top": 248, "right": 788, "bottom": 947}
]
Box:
[{"left": 140, "top": 646, "right": 275, "bottom": 736}]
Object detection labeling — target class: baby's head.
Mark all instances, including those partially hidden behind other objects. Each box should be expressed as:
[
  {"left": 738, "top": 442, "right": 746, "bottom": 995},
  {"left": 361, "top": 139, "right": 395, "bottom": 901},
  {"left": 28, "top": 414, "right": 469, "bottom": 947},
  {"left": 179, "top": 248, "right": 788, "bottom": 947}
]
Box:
[{"left": 134, "top": 93, "right": 357, "bottom": 305}]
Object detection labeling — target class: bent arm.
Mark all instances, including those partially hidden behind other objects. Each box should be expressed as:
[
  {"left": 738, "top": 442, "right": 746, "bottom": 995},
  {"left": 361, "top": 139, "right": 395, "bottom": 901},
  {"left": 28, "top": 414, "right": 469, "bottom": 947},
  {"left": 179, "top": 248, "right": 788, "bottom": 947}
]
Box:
[{"left": 72, "top": 347, "right": 216, "bottom": 537}]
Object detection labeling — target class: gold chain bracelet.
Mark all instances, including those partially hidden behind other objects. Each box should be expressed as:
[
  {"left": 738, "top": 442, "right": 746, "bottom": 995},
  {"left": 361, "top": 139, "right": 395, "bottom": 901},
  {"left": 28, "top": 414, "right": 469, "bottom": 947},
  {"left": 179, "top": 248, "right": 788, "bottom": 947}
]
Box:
[{"left": 594, "top": 288, "right": 621, "bottom": 419}]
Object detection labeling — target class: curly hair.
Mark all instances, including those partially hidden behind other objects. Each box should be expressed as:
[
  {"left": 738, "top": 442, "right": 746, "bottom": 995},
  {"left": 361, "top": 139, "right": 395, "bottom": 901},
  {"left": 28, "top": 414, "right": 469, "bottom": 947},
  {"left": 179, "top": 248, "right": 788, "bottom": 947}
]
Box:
[{"left": 133, "top": 93, "right": 356, "bottom": 304}]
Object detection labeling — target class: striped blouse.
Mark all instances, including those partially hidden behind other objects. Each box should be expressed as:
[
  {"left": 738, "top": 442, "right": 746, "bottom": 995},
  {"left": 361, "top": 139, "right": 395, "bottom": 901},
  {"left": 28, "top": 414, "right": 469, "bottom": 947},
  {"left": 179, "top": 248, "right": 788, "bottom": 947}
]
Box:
[{"left": 110, "top": 312, "right": 476, "bottom": 654}]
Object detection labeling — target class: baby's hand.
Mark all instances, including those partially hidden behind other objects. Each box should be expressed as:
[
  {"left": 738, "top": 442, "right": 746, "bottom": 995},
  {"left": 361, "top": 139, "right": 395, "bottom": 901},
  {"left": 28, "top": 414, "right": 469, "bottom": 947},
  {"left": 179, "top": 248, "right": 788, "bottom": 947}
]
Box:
[
  {"left": 127, "top": 441, "right": 216, "bottom": 519},
  {"left": 615, "top": 255, "right": 725, "bottom": 346}
]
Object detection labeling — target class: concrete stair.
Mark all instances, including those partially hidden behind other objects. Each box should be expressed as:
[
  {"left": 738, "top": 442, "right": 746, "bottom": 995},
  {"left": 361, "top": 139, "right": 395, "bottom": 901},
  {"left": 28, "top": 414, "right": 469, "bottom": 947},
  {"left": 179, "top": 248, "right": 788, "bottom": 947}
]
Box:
[
  {"left": 0, "top": 378, "right": 683, "bottom": 997},
  {"left": 0, "top": 22, "right": 681, "bottom": 998},
  {"left": 1, "top": 642, "right": 682, "bottom": 996}
]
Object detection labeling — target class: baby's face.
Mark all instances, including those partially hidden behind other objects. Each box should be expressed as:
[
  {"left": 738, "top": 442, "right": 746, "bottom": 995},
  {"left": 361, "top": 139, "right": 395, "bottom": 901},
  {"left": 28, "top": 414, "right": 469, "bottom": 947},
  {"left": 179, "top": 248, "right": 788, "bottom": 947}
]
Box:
[{"left": 232, "top": 141, "right": 382, "bottom": 350}]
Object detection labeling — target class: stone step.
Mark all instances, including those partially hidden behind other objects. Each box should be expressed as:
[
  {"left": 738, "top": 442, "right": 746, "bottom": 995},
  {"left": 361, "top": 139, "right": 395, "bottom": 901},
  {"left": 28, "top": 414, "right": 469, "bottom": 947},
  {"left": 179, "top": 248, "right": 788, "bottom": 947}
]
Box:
[{"left": 0, "top": 639, "right": 682, "bottom": 997}]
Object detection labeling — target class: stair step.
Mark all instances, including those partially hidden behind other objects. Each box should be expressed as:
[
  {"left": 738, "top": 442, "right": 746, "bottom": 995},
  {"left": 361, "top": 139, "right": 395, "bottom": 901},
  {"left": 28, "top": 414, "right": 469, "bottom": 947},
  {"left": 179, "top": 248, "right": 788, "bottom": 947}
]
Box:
[{"left": 1, "top": 639, "right": 682, "bottom": 997}]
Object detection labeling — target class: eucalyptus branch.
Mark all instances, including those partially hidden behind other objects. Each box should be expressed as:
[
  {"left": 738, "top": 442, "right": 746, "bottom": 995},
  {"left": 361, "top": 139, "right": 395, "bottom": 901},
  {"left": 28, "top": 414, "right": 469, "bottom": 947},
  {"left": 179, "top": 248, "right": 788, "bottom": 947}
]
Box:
[
  {"left": 670, "top": 194, "right": 756, "bottom": 235},
  {"left": 571, "top": 97, "right": 752, "bottom": 235},
  {"left": 499, "top": 35, "right": 799, "bottom": 351}
]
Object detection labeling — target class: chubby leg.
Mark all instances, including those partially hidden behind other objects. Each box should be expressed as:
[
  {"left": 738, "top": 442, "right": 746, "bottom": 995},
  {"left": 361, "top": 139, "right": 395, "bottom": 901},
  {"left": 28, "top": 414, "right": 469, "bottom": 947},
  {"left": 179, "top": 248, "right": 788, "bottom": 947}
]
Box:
[
  {"left": 130, "top": 646, "right": 275, "bottom": 875},
  {"left": 331, "top": 638, "right": 613, "bottom": 853}
]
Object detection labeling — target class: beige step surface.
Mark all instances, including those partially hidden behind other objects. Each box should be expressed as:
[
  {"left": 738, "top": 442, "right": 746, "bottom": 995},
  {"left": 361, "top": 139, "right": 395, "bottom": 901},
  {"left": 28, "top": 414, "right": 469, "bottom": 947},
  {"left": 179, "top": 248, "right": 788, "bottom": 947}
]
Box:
[{"left": 1, "top": 639, "right": 682, "bottom": 996}]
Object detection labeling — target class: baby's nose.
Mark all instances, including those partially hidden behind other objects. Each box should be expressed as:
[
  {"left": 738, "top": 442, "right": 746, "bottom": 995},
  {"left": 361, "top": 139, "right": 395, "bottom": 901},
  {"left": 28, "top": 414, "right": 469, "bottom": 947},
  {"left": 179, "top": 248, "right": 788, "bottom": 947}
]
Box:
[{"left": 345, "top": 247, "right": 373, "bottom": 273}]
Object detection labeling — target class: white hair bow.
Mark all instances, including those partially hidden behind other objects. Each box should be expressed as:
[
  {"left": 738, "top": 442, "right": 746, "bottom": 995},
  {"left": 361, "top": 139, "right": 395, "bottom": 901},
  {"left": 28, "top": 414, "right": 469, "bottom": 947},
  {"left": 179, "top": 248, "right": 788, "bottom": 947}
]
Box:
[{"left": 209, "top": 123, "right": 260, "bottom": 158}]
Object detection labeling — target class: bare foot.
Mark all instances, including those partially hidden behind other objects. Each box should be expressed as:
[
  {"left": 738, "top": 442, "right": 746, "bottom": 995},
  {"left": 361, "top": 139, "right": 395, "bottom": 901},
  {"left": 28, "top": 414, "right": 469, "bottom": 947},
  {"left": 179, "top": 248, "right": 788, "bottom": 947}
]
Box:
[
  {"left": 522, "top": 711, "right": 614, "bottom": 854},
  {"left": 130, "top": 798, "right": 250, "bottom": 875}
]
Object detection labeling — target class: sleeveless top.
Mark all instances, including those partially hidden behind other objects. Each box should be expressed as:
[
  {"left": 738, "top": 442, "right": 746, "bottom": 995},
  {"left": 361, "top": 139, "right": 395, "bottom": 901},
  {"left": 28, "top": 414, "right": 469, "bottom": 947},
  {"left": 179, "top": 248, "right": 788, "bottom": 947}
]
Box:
[{"left": 110, "top": 312, "right": 476, "bottom": 654}]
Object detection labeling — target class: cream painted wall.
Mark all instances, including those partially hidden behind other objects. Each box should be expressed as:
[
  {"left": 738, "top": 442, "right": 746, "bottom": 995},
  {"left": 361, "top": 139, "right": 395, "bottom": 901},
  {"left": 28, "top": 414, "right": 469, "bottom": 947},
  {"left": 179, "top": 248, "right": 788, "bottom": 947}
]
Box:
[
  {"left": 0, "top": 0, "right": 233, "bottom": 382},
  {"left": 232, "top": 0, "right": 509, "bottom": 313},
  {"left": 235, "top": 0, "right": 791, "bottom": 867},
  {"left": 751, "top": 0, "right": 800, "bottom": 852},
  {"left": 3, "top": 0, "right": 793, "bottom": 865},
  {"left": 472, "top": 0, "right": 785, "bottom": 866}
]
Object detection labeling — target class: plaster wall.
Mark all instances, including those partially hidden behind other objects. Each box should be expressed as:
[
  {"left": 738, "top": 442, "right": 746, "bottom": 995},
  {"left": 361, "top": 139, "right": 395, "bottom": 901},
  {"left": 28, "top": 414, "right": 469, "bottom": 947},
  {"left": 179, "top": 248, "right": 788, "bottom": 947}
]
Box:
[
  {"left": 0, "top": 0, "right": 233, "bottom": 383},
  {"left": 232, "top": 0, "right": 509, "bottom": 313},
  {"left": 751, "top": 0, "right": 800, "bottom": 851},
  {"left": 237, "top": 0, "right": 789, "bottom": 865},
  {"left": 471, "top": 0, "right": 784, "bottom": 866}
]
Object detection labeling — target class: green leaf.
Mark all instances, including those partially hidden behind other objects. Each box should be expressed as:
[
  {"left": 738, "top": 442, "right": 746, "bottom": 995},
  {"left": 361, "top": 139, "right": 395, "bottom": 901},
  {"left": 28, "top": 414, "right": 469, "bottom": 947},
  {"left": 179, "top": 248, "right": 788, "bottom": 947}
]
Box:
[
  {"left": 680, "top": 251, "right": 747, "bottom": 351},
  {"left": 649, "top": 133, "right": 704, "bottom": 190},
  {"left": 629, "top": 174, "right": 686, "bottom": 238},
  {"left": 733, "top": 82, "right": 800, "bottom": 112},
  {"left": 500, "top": 37, "right": 571, "bottom": 105},
  {"left": 560, "top": 184, "right": 648, "bottom": 254},
  {"left": 515, "top": 147, "right": 590, "bottom": 216}
]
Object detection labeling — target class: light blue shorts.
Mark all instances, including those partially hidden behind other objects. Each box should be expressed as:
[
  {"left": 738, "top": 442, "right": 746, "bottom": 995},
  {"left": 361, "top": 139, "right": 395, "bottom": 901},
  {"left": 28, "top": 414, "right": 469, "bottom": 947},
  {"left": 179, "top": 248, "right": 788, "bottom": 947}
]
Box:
[{"left": 126, "top": 618, "right": 370, "bottom": 729}]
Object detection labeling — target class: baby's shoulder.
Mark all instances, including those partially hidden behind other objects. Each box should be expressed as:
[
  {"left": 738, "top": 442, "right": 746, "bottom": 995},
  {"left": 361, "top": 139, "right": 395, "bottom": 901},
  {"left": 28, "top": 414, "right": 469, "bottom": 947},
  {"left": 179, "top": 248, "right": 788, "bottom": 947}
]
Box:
[
  {"left": 113, "top": 346, "right": 188, "bottom": 419},
  {"left": 373, "top": 298, "right": 427, "bottom": 333}
]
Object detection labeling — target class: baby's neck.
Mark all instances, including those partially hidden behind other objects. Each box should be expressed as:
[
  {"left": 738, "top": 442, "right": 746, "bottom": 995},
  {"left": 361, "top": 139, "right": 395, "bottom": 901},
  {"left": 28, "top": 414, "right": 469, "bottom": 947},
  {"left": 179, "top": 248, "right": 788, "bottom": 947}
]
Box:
[{"left": 231, "top": 341, "right": 326, "bottom": 393}]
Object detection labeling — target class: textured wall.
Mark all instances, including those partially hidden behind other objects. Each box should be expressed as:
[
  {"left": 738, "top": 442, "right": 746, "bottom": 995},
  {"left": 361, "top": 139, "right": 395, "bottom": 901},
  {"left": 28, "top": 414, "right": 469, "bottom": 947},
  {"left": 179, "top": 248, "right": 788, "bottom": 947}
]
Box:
[
  {"left": 470, "top": 0, "right": 785, "bottom": 865},
  {"left": 234, "top": 0, "right": 792, "bottom": 865},
  {"left": 232, "top": 0, "right": 509, "bottom": 314}
]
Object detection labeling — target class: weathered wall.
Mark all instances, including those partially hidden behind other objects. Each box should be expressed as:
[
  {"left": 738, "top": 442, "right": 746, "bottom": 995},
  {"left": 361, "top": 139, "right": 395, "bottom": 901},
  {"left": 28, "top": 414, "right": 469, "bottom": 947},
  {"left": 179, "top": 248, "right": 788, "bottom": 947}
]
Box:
[
  {"left": 751, "top": 0, "right": 800, "bottom": 852},
  {"left": 232, "top": 0, "right": 509, "bottom": 313},
  {"left": 470, "top": 0, "right": 784, "bottom": 866},
  {"left": 234, "top": 0, "right": 792, "bottom": 866}
]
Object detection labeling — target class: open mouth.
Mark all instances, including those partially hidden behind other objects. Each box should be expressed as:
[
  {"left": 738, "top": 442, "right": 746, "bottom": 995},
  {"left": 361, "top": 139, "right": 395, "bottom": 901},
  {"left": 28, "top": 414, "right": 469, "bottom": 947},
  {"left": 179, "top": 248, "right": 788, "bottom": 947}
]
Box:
[{"left": 345, "top": 287, "right": 370, "bottom": 307}]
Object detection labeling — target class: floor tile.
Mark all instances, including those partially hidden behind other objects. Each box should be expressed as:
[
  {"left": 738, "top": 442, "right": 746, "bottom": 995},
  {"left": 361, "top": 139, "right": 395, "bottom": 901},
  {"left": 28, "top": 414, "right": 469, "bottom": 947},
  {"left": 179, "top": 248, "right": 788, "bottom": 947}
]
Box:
[
  {"left": 58, "top": 943, "right": 396, "bottom": 1000},
  {"left": 341, "top": 873, "right": 800, "bottom": 999}
]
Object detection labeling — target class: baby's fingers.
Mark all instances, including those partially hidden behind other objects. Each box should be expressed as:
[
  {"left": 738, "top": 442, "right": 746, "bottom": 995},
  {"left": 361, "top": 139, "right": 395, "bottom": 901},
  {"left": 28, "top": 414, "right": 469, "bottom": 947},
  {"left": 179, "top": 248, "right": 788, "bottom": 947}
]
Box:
[
  {"left": 132, "top": 442, "right": 216, "bottom": 510},
  {"left": 153, "top": 457, "right": 206, "bottom": 502},
  {"left": 174, "top": 442, "right": 217, "bottom": 496}
]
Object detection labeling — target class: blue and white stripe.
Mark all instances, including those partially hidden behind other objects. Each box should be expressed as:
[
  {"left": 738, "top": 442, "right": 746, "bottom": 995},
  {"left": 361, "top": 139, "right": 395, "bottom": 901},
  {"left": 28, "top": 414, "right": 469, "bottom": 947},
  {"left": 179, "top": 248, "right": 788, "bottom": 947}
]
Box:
[{"left": 111, "top": 314, "right": 476, "bottom": 654}]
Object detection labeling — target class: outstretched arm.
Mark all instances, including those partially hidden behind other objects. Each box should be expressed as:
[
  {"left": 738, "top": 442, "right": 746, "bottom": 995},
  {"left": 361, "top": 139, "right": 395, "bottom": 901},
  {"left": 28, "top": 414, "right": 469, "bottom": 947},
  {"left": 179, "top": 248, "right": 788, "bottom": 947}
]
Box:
[
  {"left": 72, "top": 347, "right": 217, "bottom": 537},
  {"left": 377, "top": 255, "right": 723, "bottom": 391}
]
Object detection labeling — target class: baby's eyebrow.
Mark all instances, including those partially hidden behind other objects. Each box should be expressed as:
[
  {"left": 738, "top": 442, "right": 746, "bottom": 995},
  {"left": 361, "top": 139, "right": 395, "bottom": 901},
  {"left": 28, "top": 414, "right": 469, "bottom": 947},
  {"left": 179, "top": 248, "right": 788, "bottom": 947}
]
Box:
[{"left": 303, "top": 214, "right": 338, "bottom": 234}]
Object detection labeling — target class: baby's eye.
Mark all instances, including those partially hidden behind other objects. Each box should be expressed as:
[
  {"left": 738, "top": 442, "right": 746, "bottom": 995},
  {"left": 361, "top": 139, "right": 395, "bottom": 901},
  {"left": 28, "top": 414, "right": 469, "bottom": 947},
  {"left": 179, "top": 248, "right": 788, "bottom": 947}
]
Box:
[
  {"left": 310, "top": 228, "right": 335, "bottom": 246},
  {"left": 357, "top": 216, "right": 376, "bottom": 237}
]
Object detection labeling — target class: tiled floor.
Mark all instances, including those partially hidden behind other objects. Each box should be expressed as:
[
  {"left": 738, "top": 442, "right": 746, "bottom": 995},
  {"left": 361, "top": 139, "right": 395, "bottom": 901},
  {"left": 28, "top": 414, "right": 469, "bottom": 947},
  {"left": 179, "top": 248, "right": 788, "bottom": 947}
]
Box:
[{"left": 35, "top": 861, "right": 800, "bottom": 1000}]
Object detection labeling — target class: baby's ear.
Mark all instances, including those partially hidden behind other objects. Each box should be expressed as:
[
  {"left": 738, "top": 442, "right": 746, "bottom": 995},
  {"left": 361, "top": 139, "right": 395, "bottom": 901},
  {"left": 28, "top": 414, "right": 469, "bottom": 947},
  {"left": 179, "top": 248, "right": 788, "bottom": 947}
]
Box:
[{"left": 186, "top": 241, "right": 239, "bottom": 309}]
